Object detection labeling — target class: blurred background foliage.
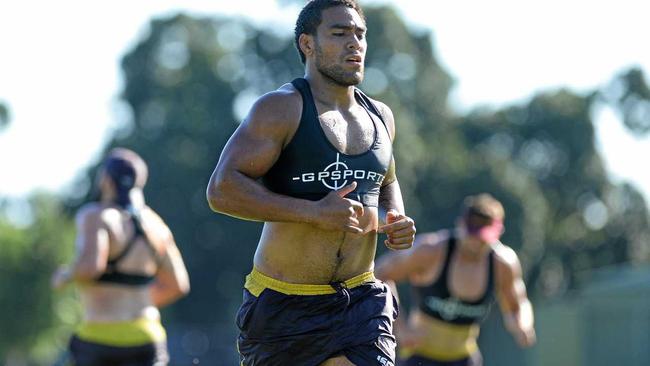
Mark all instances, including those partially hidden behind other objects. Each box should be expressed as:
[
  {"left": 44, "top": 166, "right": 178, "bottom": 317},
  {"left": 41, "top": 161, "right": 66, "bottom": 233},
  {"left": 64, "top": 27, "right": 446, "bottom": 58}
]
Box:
[
  {"left": 0, "top": 101, "right": 10, "bottom": 132},
  {"left": 1, "top": 3, "right": 649, "bottom": 365}
]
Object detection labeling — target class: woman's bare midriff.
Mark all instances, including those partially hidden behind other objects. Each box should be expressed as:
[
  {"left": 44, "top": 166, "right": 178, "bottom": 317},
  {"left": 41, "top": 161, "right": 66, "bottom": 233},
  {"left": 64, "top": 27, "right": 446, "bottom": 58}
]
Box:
[
  {"left": 408, "top": 309, "right": 480, "bottom": 357},
  {"left": 253, "top": 207, "right": 379, "bottom": 284},
  {"left": 80, "top": 285, "right": 160, "bottom": 323},
  {"left": 79, "top": 207, "right": 162, "bottom": 323}
]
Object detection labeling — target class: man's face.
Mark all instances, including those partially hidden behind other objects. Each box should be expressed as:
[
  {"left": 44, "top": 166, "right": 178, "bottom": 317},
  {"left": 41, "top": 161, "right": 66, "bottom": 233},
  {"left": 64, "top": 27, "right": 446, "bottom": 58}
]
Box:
[{"left": 312, "top": 6, "right": 367, "bottom": 86}]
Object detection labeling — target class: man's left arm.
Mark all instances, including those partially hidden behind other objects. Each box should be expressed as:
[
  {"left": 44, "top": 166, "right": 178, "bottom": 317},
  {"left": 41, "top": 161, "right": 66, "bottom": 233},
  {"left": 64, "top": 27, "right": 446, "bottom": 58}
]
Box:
[
  {"left": 496, "top": 246, "right": 537, "bottom": 348},
  {"left": 375, "top": 101, "right": 415, "bottom": 250}
]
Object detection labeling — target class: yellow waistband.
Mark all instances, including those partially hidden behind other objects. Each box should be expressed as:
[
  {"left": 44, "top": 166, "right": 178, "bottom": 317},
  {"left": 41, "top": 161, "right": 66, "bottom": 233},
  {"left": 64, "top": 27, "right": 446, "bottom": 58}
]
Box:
[
  {"left": 76, "top": 317, "right": 166, "bottom": 347},
  {"left": 400, "top": 313, "right": 479, "bottom": 361},
  {"left": 400, "top": 340, "right": 479, "bottom": 362},
  {"left": 244, "top": 267, "right": 376, "bottom": 297}
]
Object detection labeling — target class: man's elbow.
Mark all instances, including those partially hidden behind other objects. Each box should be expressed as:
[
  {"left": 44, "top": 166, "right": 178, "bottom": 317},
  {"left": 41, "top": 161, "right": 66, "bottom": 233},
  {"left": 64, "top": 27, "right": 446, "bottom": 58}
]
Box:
[{"left": 206, "top": 180, "right": 230, "bottom": 213}]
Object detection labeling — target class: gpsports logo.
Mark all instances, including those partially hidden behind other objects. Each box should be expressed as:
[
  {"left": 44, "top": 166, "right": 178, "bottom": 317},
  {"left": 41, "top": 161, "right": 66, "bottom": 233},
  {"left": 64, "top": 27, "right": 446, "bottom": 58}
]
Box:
[{"left": 291, "top": 153, "right": 384, "bottom": 190}]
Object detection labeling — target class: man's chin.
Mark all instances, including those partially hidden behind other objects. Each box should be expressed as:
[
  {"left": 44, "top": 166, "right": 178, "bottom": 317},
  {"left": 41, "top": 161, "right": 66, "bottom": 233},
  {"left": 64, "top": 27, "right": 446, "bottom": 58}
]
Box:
[{"left": 342, "top": 73, "right": 363, "bottom": 86}]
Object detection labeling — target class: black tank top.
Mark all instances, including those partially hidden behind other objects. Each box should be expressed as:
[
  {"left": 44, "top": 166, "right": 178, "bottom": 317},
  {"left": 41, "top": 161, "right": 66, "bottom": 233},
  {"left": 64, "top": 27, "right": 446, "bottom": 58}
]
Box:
[
  {"left": 262, "top": 78, "right": 393, "bottom": 207},
  {"left": 412, "top": 236, "right": 496, "bottom": 325},
  {"left": 95, "top": 214, "right": 161, "bottom": 286}
]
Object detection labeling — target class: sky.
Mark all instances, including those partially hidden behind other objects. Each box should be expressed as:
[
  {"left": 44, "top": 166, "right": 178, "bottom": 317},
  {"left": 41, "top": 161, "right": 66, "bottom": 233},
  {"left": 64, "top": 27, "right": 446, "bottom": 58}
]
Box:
[{"left": 1, "top": 0, "right": 649, "bottom": 203}]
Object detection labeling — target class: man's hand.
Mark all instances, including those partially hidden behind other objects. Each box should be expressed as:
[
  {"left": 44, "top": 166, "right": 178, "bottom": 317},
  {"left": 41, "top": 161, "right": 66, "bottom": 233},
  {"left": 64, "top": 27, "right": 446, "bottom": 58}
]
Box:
[
  {"left": 314, "top": 182, "right": 365, "bottom": 234},
  {"left": 378, "top": 209, "right": 415, "bottom": 250}
]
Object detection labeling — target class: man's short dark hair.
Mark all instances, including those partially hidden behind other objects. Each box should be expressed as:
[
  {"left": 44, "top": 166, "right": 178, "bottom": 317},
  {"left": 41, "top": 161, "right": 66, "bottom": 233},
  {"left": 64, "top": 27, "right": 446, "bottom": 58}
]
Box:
[{"left": 294, "top": 0, "right": 365, "bottom": 64}]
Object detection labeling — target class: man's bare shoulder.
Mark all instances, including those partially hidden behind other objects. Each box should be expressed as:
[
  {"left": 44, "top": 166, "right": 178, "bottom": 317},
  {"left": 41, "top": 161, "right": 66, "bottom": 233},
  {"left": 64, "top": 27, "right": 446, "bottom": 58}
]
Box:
[{"left": 246, "top": 83, "right": 302, "bottom": 126}]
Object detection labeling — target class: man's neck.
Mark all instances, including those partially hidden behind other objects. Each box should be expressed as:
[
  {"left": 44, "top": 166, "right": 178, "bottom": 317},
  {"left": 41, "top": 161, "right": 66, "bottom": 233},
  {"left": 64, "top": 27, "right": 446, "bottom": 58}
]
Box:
[{"left": 304, "top": 72, "right": 357, "bottom": 110}]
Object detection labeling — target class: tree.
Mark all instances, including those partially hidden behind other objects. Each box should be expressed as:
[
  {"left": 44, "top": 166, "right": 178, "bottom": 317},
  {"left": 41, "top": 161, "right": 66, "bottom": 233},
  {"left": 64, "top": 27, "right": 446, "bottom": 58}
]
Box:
[
  {"left": 0, "top": 101, "right": 9, "bottom": 132},
  {"left": 0, "top": 194, "right": 77, "bottom": 364},
  {"left": 601, "top": 67, "right": 650, "bottom": 135}
]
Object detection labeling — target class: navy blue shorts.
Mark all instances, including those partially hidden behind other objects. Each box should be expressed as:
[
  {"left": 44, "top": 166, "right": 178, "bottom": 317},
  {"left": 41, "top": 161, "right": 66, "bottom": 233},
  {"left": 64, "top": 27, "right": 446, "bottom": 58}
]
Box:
[
  {"left": 398, "top": 353, "right": 482, "bottom": 366},
  {"left": 236, "top": 270, "right": 398, "bottom": 366},
  {"left": 69, "top": 335, "right": 168, "bottom": 366}
]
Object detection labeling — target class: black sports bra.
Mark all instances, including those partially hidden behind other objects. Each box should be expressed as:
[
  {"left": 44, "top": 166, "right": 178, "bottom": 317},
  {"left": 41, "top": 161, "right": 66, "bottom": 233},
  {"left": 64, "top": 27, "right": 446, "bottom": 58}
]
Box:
[
  {"left": 95, "top": 214, "right": 161, "bottom": 286},
  {"left": 262, "top": 78, "right": 393, "bottom": 207},
  {"left": 411, "top": 236, "right": 496, "bottom": 325}
]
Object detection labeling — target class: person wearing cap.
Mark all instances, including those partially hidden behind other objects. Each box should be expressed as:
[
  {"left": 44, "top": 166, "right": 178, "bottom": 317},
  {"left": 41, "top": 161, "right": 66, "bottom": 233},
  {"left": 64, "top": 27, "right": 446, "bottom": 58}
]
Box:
[
  {"left": 51, "top": 148, "right": 190, "bottom": 366},
  {"left": 375, "top": 193, "right": 535, "bottom": 366}
]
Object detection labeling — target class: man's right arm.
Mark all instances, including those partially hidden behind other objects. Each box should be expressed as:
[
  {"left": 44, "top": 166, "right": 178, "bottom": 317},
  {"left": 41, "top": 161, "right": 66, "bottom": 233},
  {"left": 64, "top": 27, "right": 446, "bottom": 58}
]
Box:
[{"left": 206, "top": 89, "right": 364, "bottom": 233}]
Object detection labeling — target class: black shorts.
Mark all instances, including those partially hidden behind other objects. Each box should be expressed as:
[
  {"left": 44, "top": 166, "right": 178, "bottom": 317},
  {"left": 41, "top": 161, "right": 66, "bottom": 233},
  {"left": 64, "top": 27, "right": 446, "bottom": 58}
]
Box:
[
  {"left": 399, "top": 353, "right": 483, "bottom": 366},
  {"left": 69, "top": 335, "right": 169, "bottom": 366},
  {"left": 236, "top": 269, "right": 398, "bottom": 366}
]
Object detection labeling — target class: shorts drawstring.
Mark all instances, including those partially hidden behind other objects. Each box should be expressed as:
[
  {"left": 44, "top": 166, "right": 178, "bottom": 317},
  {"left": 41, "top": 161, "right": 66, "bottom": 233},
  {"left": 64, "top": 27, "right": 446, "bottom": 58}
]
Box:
[{"left": 330, "top": 281, "right": 351, "bottom": 308}]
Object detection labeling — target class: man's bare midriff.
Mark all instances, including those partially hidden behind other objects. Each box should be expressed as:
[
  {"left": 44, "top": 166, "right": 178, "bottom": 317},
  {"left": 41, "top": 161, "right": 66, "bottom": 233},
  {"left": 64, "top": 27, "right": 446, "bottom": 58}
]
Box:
[{"left": 253, "top": 206, "right": 379, "bottom": 284}]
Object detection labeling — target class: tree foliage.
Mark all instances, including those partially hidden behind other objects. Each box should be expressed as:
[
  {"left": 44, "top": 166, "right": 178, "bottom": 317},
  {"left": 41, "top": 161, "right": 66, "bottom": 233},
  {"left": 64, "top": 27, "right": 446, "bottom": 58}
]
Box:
[
  {"left": 0, "top": 195, "right": 77, "bottom": 364},
  {"left": 601, "top": 67, "right": 650, "bottom": 135},
  {"left": 0, "top": 101, "right": 9, "bottom": 132}
]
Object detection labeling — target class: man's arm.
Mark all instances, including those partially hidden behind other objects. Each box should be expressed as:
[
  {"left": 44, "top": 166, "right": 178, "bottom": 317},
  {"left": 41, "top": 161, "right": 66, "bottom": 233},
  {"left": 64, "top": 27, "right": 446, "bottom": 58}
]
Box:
[
  {"left": 495, "top": 245, "right": 537, "bottom": 348},
  {"left": 373, "top": 102, "right": 415, "bottom": 250},
  {"left": 206, "top": 88, "right": 365, "bottom": 233}
]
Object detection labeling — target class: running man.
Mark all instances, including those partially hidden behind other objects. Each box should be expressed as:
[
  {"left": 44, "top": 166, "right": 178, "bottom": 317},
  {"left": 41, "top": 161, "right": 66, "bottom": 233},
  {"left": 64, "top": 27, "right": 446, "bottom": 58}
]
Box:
[
  {"left": 376, "top": 193, "right": 536, "bottom": 366},
  {"left": 52, "top": 148, "right": 190, "bottom": 366},
  {"left": 206, "top": 1, "right": 415, "bottom": 365}
]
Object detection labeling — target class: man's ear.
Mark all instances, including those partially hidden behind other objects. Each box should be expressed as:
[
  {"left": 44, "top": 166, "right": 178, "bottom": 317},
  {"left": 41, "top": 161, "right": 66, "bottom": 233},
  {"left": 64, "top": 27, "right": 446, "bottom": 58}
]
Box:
[{"left": 299, "top": 33, "right": 315, "bottom": 59}]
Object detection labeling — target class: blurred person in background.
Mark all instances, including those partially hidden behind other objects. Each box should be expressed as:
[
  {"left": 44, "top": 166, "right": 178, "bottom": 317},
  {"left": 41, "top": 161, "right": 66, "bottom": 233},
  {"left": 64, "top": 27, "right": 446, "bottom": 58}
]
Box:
[
  {"left": 52, "top": 148, "right": 190, "bottom": 366},
  {"left": 206, "top": 0, "right": 416, "bottom": 365},
  {"left": 376, "top": 193, "right": 535, "bottom": 366}
]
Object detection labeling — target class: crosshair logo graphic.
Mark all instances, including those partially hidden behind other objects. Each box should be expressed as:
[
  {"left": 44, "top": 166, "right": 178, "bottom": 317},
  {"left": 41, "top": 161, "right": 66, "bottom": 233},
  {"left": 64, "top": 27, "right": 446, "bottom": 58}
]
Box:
[
  {"left": 291, "top": 153, "right": 385, "bottom": 190},
  {"left": 322, "top": 153, "right": 349, "bottom": 190}
]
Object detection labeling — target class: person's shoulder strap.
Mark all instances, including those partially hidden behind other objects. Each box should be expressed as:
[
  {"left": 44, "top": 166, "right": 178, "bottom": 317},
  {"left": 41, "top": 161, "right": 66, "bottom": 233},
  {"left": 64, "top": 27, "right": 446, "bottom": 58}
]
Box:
[
  {"left": 289, "top": 77, "right": 320, "bottom": 133},
  {"left": 131, "top": 212, "right": 164, "bottom": 267},
  {"left": 355, "top": 88, "right": 387, "bottom": 126},
  {"left": 290, "top": 77, "right": 311, "bottom": 108},
  {"left": 485, "top": 246, "right": 497, "bottom": 299},
  {"left": 105, "top": 212, "right": 161, "bottom": 269},
  {"left": 436, "top": 235, "right": 456, "bottom": 285}
]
